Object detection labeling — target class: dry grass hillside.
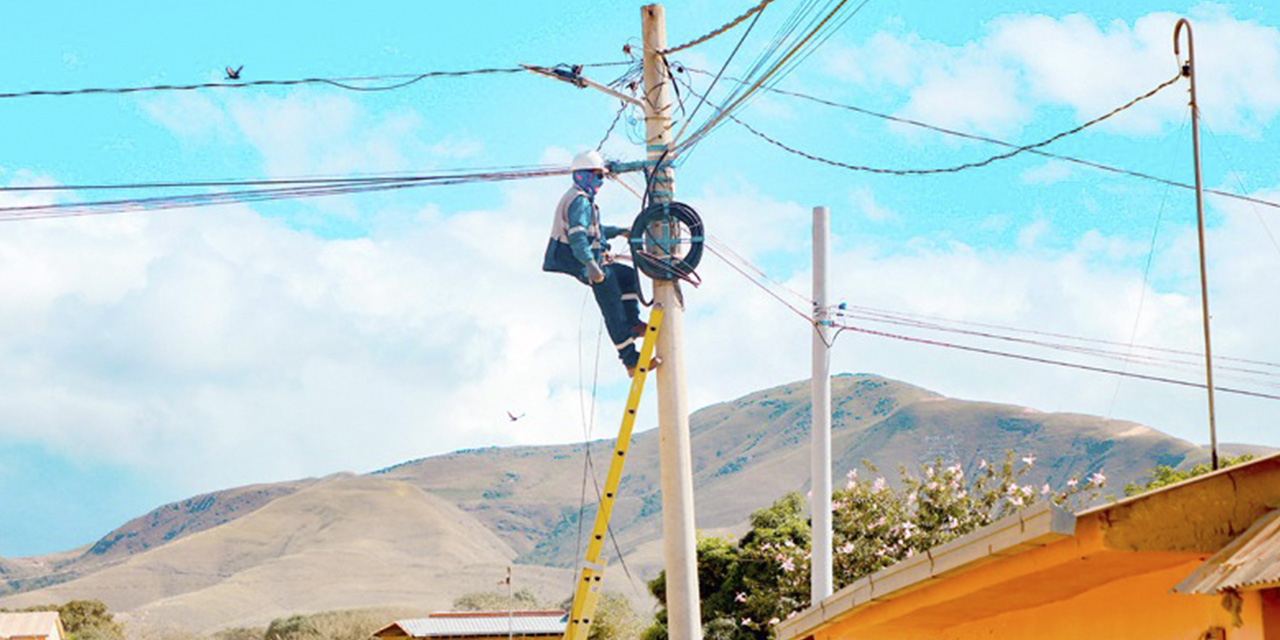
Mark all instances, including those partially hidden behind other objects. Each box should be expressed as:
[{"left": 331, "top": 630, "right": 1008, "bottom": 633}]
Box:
[
  {"left": 0, "top": 474, "right": 569, "bottom": 633},
  {"left": 1, "top": 373, "right": 1270, "bottom": 632}
]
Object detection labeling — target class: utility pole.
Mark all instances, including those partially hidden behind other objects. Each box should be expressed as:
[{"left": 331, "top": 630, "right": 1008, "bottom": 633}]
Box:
[
  {"left": 643, "top": 6, "right": 703, "bottom": 640},
  {"left": 810, "top": 206, "right": 833, "bottom": 603},
  {"left": 1174, "top": 18, "right": 1219, "bottom": 470}
]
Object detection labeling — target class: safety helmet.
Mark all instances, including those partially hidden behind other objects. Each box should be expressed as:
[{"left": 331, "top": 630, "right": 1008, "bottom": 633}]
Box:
[{"left": 570, "top": 150, "right": 606, "bottom": 172}]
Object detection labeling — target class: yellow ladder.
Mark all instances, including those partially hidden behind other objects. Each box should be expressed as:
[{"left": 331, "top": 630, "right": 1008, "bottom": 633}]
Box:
[{"left": 562, "top": 307, "right": 664, "bottom": 640}]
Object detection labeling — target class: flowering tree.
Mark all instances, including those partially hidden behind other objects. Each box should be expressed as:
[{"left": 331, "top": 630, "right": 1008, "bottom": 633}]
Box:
[{"left": 641, "top": 452, "right": 1105, "bottom": 640}]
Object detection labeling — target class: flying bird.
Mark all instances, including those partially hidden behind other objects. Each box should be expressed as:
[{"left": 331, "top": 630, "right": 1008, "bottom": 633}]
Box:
[
  {"left": 225, "top": 65, "right": 243, "bottom": 80},
  {"left": 507, "top": 411, "right": 525, "bottom": 422}
]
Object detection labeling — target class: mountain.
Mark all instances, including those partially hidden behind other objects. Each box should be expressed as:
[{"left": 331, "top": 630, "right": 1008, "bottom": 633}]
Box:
[{"left": 0, "top": 374, "right": 1270, "bottom": 632}]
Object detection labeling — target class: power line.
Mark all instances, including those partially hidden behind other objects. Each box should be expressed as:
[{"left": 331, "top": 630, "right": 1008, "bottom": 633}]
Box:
[
  {"left": 832, "top": 307, "right": 1280, "bottom": 386},
  {"left": 830, "top": 321, "right": 1280, "bottom": 402},
  {"left": 728, "top": 73, "right": 1184, "bottom": 175},
  {"left": 659, "top": 0, "right": 778, "bottom": 55},
  {"left": 678, "top": 67, "right": 1280, "bottom": 212},
  {"left": 673, "top": 0, "right": 872, "bottom": 157},
  {"left": 705, "top": 232, "right": 1280, "bottom": 400},
  {"left": 0, "top": 164, "right": 563, "bottom": 192},
  {"left": 0, "top": 167, "right": 570, "bottom": 221},
  {"left": 0, "top": 62, "right": 632, "bottom": 100}
]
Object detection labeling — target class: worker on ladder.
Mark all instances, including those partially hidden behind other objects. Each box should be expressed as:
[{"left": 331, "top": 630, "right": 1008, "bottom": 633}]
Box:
[{"left": 544, "top": 150, "right": 657, "bottom": 377}]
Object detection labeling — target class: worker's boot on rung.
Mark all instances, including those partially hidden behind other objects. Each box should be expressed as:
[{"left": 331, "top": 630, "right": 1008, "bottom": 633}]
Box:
[
  {"left": 630, "top": 322, "right": 649, "bottom": 339},
  {"left": 627, "top": 356, "right": 661, "bottom": 379}
]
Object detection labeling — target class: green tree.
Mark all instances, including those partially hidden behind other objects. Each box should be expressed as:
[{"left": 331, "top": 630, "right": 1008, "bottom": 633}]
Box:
[
  {"left": 1, "top": 600, "right": 123, "bottom": 640},
  {"left": 452, "top": 588, "right": 544, "bottom": 612},
  {"left": 583, "top": 592, "right": 646, "bottom": 640},
  {"left": 1123, "top": 454, "right": 1255, "bottom": 496}
]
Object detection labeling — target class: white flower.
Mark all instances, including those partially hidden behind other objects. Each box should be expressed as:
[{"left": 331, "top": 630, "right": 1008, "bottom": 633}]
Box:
[
  {"left": 1067, "top": 478, "right": 1079, "bottom": 488},
  {"left": 735, "top": 592, "right": 747, "bottom": 603},
  {"left": 741, "top": 618, "right": 752, "bottom": 626},
  {"left": 847, "top": 469, "right": 858, "bottom": 479},
  {"left": 769, "top": 618, "right": 780, "bottom": 626},
  {"left": 1008, "top": 494, "right": 1025, "bottom": 507},
  {"left": 979, "top": 459, "right": 988, "bottom": 469},
  {"left": 926, "top": 481, "right": 938, "bottom": 491},
  {"left": 839, "top": 542, "right": 855, "bottom": 554},
  {"left": 1022, "top": 453, "right": 1037, "bottom": 467},
  {"left": 1020, "top": 485, "right": 1034, "bottom": 498},
  {"left": 1041, "top": 483, "right": 1052, "bottom": 495},
  {"left": 781, "top": 557, "right": 796, "bottom": 572},
  {"left": 945, "top": 516, "right": 959, "bottom": 529},
  {"left": 926, "top": 467, "right": 935, "bottom": 478},
  {"left": 872, "top": 477, "right": 887, "bottom": 493},
  {"left": 1090, "top": 471, "right": 1107, "bottom": 486},
  {"left": 947, "top": 463, "right": 963, "bottom": 477}
]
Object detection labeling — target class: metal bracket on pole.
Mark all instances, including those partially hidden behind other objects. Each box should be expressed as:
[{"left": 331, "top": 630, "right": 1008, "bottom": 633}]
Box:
[{"left": 521, "top": 64, "right": 645, "bottom": 108}]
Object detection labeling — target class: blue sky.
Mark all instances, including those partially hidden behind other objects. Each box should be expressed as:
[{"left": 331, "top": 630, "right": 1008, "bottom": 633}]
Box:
[{"left": 1, "top": 1, "right": 1279, "bottom": 557}]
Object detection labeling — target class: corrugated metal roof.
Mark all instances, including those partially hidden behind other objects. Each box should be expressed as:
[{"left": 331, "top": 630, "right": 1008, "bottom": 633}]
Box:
[
  {"left": 1175, "top": 508, "right": 1280, "bottom": 594},
  {"left": 0, "top": 612, "right": 61, "bottom": 639},
  {"left": 393, "top": 613, "right": 567, "bottom": 638}
]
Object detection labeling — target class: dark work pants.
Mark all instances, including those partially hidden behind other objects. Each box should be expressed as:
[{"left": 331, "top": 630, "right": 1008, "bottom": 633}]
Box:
[{"left": 591, "top": 262, "right": 643, "bottom": 367}]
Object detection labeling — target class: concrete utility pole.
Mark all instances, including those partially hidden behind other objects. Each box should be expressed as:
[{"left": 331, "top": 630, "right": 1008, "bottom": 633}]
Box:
[
  {"left": 1174, "top": 18, "right": 1219, "bottom": 470},
  {"left": 642, "top": 6, "right": 703, "bottom": 640},
  {"left": 810, "top": 206, "right": 833, "bottom": 603}
]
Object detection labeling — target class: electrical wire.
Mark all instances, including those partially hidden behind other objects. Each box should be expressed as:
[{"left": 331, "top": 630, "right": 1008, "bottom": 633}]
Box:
[
  {"left": 659, "top": 0, "right": 778, "bottom": 55},
  {"left": 1201, "top": 117, "right": 1280, "bottom": 259},
  {"left": 680, "top": 67, "right": 1280, "bottom": 212},
  {"left": 0, "top": 166, "right": 572, "bottom": 221},
  {"left": 0, "top": 62, "right": 634, "bottom": 100},
  {"left": 680, "top": 71, "right": 1185, "bottom": 176},
  {"left": 828, "top": 321, "right": 1280, "bottom": 401},
  {"left": 705, "top": 232, "right": 1280, "bottom": 399}
]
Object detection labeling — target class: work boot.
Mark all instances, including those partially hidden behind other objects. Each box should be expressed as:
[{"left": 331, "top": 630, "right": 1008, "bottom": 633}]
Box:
[
  {"left": 630, "top": 322, "right": 649, "bottom": 339},
  {"left": 626, "top": 356, "right": 662, "bottom": 379}
]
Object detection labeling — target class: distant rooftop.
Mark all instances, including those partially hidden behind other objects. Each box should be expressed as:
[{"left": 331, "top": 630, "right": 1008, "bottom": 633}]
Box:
[
  {"left": 0, "top": 611, "right": 63, "bottom": 640},
  {"left": 375, "top": 611, "right": 567, "bottom": 639}
]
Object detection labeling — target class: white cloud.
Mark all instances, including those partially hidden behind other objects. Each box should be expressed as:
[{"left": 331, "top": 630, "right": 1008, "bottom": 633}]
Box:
[
  {"left": 1020, "top": 160, "right": 1074, "bottom": 185},
  {"left": 823, "top": 6, "right": 1280, "bottom": 138},
  {"left": 1017, "top": 219, "right": 1052, "bottom": 249},
  {"left": 850, "top": 185, "right": 899, "bottom": 223}
]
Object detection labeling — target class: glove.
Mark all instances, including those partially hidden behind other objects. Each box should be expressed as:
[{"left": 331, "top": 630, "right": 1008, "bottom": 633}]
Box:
[{"left": 586, "top": 260, "right": 605, "bottom": 284}]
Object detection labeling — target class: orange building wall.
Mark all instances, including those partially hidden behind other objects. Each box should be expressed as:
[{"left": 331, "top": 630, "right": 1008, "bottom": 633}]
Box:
[{"left": 944, "top": 562, "right": 1265, "bottom": 640}]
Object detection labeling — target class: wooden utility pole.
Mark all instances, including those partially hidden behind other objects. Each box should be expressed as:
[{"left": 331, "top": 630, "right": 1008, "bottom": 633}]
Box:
[
  {"left": 643, "top": 6, "right": 703, "bottom": 640},
  {"left": 810, "top": 206, "right": 833, "bottom": 603}
]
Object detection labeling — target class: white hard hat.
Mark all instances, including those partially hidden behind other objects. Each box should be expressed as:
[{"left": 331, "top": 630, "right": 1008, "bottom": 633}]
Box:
[{"left": 570, "top": 150, "right": 606, "bottom": 172}]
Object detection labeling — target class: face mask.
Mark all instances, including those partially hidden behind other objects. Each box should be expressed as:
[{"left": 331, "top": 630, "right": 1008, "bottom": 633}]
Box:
[{"left": 574, "top": 170, "right": 604, "bottom": 194}]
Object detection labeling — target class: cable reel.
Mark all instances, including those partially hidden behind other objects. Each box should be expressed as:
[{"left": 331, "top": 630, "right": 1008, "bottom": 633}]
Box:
[{"left": 628, "top": 201, "right": 704, "bottom": 284}]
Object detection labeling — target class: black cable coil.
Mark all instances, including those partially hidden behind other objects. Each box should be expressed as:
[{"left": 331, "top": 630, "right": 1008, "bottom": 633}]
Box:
[{"left": 628, "top": 201, "right": 704, "bottom": 282}]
